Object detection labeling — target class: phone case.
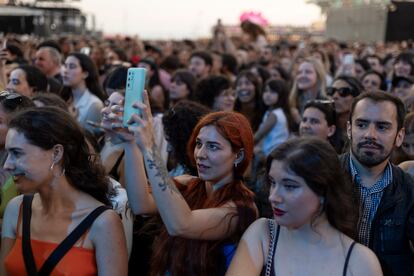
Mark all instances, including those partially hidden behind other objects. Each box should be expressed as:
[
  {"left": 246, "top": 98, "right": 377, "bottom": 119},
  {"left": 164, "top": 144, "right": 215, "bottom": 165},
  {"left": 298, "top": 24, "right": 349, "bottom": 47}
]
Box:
[{"left": 123, "top": 68, "right": 146, "bottom": 127}]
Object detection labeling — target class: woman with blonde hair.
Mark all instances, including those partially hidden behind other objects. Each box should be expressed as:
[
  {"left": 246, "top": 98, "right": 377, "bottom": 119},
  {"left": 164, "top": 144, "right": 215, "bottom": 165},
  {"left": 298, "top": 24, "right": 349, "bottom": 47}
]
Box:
[{"left": 289, "top": 57, "right": 327, "bottom": 124}]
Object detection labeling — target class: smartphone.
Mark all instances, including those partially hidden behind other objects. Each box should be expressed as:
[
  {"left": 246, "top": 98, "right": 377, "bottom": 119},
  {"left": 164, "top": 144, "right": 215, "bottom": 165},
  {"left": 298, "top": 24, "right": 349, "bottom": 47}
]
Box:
[
  {"left": 80, "top": 47, "right": 91, "bottom": 56},
  {"left": 123, "top": 68, "right": 146, "bottom": 127},
  {"left": 343, "top": 53, "right": 354, "bottom": 65}
]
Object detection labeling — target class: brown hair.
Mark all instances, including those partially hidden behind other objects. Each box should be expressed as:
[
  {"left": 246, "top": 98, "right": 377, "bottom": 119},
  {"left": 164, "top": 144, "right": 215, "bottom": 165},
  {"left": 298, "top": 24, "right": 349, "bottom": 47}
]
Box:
[
  {"left": 150, "top": 111, "right": 257, "bottom": 276},
  {"left": 266, "top": 137, "right": 357, "bottom": 239}
]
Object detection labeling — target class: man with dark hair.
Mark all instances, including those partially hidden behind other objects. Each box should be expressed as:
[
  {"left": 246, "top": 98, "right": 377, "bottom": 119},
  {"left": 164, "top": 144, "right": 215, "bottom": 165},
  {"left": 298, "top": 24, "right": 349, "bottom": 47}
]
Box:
[
  {"left": 340, "top": 92, "right": 414, "bottom": 275},
  {"left": 365, "top": 54, "right": 384, "bottom": 75},
  {"left": 188, "top": 51, "right": 212, "bottom": 79}
]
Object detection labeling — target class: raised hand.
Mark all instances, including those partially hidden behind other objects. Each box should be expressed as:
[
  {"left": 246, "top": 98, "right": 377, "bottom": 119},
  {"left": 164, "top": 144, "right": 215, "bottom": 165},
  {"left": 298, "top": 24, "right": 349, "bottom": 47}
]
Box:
[{"left": 126, "top": 90, "right": 156, "bottom": 152}]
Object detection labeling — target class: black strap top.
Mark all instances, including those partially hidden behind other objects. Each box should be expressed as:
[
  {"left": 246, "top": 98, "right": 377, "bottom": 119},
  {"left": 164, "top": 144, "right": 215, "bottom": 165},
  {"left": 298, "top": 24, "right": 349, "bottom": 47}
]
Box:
[
  {"left": 21, "top": 194, "right": 110, "bottom": 276},
  {"left": 261, "top": 219, "right": 357, "bottom": 276}
]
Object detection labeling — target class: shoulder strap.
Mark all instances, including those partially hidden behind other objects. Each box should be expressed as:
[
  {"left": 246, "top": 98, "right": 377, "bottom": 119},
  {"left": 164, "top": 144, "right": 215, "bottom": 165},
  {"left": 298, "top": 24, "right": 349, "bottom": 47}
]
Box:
[
  {"left": 37, "top": 205, "right": 110, "bottom": 276},
  {"left": 263, "top": 219, "right": 280, "bottom": 276},
  {"left": 343, "top": 241, "right": 357, "bottom": 276},
  {"left": 22, "top": 194, "right": 38, "bottom": 276}
]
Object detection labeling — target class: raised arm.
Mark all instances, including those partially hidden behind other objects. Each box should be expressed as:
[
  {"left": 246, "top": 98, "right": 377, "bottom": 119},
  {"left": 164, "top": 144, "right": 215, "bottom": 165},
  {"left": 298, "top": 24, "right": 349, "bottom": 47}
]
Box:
[
  {"left": 123, "top": 139, "right": 157, "bottom": 215},
  {"left": 127, "top": 91, "right": 241, "bottom": 240},
  {"left": 99, "top": 97, "right": 157, "bottom": 215}
]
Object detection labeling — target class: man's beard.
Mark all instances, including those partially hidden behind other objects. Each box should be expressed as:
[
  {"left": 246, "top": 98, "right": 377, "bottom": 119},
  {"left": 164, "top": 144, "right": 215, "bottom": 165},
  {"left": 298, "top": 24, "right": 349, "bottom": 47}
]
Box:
[{"left": 351, "top": 138, "right": 392, "bottom": 168}]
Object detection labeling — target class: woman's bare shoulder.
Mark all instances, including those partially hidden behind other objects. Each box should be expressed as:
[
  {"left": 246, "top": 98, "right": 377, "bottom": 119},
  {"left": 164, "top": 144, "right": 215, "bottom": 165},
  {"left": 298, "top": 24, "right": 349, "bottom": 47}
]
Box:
[{"left": 347, "top": 243, "right": 383, "bottom": 276}]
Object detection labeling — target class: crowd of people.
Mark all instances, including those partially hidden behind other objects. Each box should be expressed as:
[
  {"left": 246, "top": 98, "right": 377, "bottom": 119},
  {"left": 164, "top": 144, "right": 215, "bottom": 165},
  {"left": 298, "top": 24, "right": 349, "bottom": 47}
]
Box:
[{"left": 0, "top": 18, "right": 412, "bottom": 275}]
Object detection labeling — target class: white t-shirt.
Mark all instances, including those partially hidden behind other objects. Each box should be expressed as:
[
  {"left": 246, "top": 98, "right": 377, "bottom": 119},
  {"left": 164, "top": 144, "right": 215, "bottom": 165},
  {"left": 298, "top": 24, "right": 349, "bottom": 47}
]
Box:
[
  {"left": 72, "top": 89, "right": 103, "bottom": 131},
  {"left": 261, "top": 108, "right": 290, "bottom": 156}
]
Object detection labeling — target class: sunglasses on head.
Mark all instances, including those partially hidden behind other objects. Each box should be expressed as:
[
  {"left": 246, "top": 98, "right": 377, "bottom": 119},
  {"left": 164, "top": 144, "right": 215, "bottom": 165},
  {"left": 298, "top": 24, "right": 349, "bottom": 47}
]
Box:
[
  {"left": 0, "top": 90, "right": 23, "bottom": 109},
  {"left": 326, "top": 87, "right": 356, "bottom": 97},
  {"left": 309, "top": 99, "right": 335, "bottom": 107},
  {"left": 0, "top": 91, "right": 22, "bottom": 100}
]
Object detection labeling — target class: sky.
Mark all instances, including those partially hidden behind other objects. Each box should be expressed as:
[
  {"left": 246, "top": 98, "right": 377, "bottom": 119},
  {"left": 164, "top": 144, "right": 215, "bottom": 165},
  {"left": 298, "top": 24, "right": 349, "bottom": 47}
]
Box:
[{"left": 73, "top": 0, "right": 322, "bottom": 39}]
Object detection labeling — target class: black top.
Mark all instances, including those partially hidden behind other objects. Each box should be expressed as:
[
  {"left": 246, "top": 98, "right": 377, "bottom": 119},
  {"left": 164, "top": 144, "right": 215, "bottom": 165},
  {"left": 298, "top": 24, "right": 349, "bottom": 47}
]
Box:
[{"left": 261, "top": 219, "right": 356, "bottom": 276}]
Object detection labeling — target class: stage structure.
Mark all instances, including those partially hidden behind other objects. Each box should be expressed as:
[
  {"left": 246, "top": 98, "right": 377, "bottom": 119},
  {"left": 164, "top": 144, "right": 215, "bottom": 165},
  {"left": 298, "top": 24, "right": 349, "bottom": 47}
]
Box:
[
  {"left": 321, "top": 1, "right": 414, "bottom": 42},
  {"left": 0, "top": 0, "right": 94, "bottom": 36}
]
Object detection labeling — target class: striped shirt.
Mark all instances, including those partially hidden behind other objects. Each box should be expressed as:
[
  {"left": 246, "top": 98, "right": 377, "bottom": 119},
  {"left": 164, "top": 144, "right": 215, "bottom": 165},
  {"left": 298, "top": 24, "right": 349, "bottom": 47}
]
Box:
[{"left": 349, "top": 156, "right": 392, "bottom": 246}]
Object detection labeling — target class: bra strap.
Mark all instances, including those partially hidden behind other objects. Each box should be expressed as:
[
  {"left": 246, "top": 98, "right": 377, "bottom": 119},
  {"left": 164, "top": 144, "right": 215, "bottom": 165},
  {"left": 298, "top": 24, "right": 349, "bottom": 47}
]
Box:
[
  {"left": 22, "top": 194, "right": 38, "bottom": 276},
  {"left": 37, "top": 205, "right": 110, "bottom": 276},
  {"left": 343, "top": 241, "right": 357, "bottom": 276}
]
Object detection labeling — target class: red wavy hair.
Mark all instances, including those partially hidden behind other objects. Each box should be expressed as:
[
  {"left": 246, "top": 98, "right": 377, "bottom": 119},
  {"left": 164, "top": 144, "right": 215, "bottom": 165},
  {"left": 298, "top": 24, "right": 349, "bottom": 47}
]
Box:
[
  {"left": 187, "top": 111, "right": 254, "bottom": 178},
  {"left": 150, "top": 111, "right": 257, "bottom": 276}
]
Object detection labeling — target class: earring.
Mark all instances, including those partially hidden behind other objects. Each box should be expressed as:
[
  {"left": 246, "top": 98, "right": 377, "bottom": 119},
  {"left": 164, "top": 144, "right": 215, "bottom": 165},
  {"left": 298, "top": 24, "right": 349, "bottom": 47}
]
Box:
[
  {"left": 319, "top": 197, "right": 325, "bottom": 206},
  {"left": 49, "top": 162, "right": 55, "bottom": 171},
  {"left": 234, "top": 162, "right": 238, "bottom": 168}
]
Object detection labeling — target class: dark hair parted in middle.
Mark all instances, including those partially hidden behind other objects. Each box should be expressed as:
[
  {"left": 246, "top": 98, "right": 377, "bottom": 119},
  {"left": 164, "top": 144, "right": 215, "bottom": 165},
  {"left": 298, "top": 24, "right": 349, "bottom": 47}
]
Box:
[
  {"left": 266, "top": 137, "right": 357, "bottom": 239},
  {"left": 8, "top": 107, "right": 110, "bottom": 205},
  {"left": 62, "top": 52, "right": 107, "bottom": 102}
]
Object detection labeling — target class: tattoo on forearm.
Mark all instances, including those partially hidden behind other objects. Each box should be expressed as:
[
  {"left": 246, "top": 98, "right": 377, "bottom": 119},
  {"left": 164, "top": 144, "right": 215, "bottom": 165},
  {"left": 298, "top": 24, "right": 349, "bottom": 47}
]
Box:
[{"left": 145, "top": 144, "right": 182, "bottom": 197}]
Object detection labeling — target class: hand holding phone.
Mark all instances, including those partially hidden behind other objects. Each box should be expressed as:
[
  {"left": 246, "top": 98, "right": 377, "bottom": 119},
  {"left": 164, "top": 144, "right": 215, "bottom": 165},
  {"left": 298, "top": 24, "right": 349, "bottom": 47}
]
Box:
[{"left": 123, "top": 68, "right": 146, "bottom": 127}]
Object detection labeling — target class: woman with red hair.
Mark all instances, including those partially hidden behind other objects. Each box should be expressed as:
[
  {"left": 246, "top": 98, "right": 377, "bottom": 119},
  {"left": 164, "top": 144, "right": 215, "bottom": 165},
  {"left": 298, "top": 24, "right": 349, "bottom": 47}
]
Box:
[{"left": 119, "top": 91, "right": 257, "bottom": 275}]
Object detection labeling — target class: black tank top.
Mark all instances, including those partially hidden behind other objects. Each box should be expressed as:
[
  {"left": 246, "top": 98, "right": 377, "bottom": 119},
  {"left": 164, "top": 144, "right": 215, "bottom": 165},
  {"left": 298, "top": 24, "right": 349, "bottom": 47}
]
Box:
[{"left": 261, "top": 219, "right": 357, "bottom": 276}]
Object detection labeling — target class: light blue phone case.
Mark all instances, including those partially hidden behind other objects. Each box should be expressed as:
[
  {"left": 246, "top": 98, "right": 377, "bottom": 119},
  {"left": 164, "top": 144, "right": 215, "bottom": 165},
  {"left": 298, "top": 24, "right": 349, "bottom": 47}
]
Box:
[{"left": 123, "top": 68, "right": 146, "bottom": 127}]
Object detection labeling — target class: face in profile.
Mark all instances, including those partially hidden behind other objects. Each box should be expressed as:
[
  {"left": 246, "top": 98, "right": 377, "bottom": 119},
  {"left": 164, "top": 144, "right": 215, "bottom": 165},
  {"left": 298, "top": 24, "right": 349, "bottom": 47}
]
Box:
[
  {"left": 268, "top": 159, "right": 320, "bottom": 229},
  {"left": 62, "top": 56, "right": 87, "bottom": 88},
  {"left": 4, "top": 128, "right": 54, "bottom": 193},
  {"left": 7, "top": 69, "right": 33, "bottom": 97},
  {"left": 194, "top": 125, "right": 238, "bottom": 187}
]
